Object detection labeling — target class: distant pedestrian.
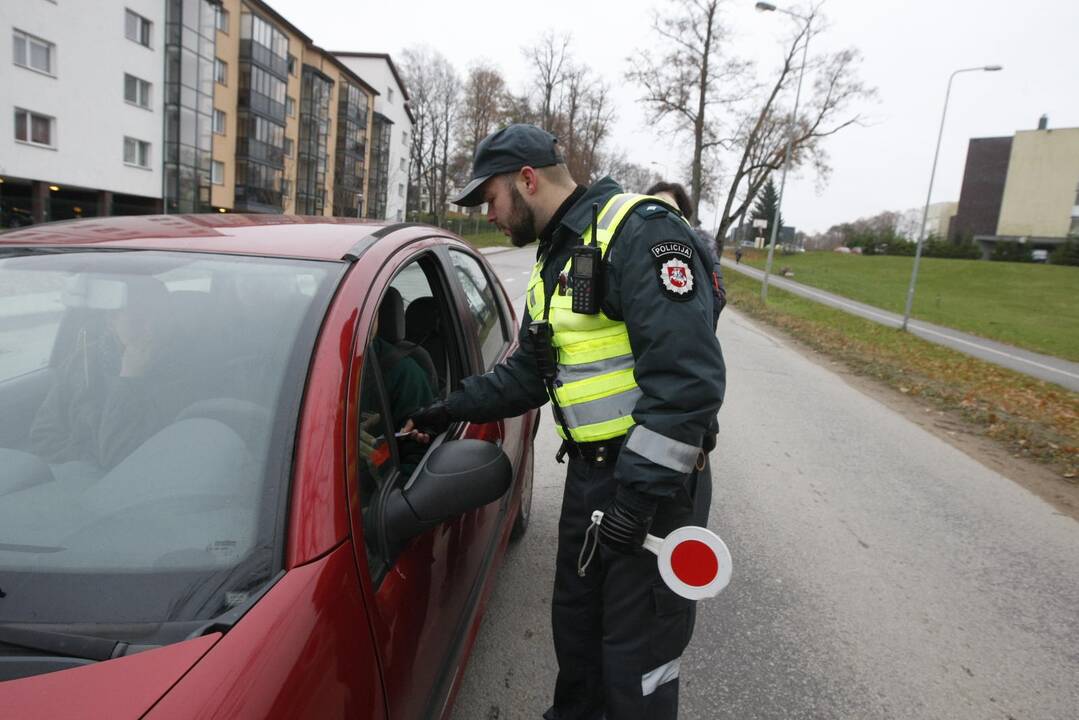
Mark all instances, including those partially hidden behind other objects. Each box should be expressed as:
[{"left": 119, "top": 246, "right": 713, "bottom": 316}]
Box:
[{"left": 735, "top": 246, "right": 743, "bottom": 264}]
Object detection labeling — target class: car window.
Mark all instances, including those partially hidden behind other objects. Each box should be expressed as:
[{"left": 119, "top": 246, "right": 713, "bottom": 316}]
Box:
[
  {"left": 356, "top": 254, "right": 459, "bottom": 582},
  {"left": 449, "top": 249, "right": 508, "bottom": 371},
  {"left": 0, "top": 249, "right": 343, "bottom": 637}
]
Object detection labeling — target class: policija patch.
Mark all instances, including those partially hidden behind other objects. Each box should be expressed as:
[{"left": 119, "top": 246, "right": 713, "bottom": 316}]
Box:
[{"left": 650, "top": 241, "right": 695, "bottom": 301}]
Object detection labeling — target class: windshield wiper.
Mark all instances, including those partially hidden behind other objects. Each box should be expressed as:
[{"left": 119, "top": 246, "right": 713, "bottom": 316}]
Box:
[{"left": 0, "top": 624, "right": 122, "bottom": 662}]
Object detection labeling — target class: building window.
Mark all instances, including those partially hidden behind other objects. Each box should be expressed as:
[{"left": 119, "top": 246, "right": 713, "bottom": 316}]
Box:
[
  {"left": 402, "top": 130, "right": 408, "bottom": 147},
  {"left": 400, "top": 157, "right": 405, "bottom": 171},
  {"left": 124, "top": 73, "right": 152, "bottom": 109},
  {"left": 212, "top": 160, "right": 224, "bottom": 185},
  {"left": 214, "top": 58, "right": 227, "bottom": 85},
  {"left": 398, "top": 183, "right": 404, "bottom": 198},
  {"left": 14, "top": 108, "right": 54, "bottom": 147},
  {"left": 123, "top": 136, "right": 151, "bottom": 168},
  {"left": 213, "top": 109, "right": 226, "bottom": 134},
  {"left": 125, "top": 9, "right": 152, "bottom": 48},
  {"left": 387, "top": 87, "right": 394, "bottom": 103},
  {"left": 242, "top": 12, "right": 288, "bottom": 58},
  {"left": 284, "top": 137, "right": 293, "bottom": 155},
  {"left": 287, "top": 53, "right": 297, "bottom": 76},
  {"left": 13, "top": 30, "right": 55, "bottom": 75},
  {"left": 286, "top": 96, "right": 295, "bottom": 117},
  {"left": 215, "top": 6, "right": 230, "bottom": 33}
]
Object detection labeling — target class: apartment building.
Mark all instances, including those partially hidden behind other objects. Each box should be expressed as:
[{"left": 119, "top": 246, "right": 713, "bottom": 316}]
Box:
[
  {"left": 1, "top": 0, "right": 165, "bottom": 225},
  {"left": 170, "top": 0, "right": 381, "bottom": 217},
  {"left": 2, "top": 0, "right": 410, "bottom": 226},
  {"left": 333, "top": 53, "right": 414, "bottom": 222}
]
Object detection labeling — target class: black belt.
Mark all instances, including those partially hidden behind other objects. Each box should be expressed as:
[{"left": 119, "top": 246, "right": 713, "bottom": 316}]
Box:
[
  {"left": 557, "top": 432, "right": 716, "bottom": 466},
  {"left": 557, "top": 436, "right": 625, "bottom": 466}
]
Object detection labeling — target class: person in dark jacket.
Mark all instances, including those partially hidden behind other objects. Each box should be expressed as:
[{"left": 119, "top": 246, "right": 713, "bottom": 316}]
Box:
[
  {"left": 30, "top": 277, "right": 193, "bottom": 472},
  {"left": 646, "top": 181, "right": 726, "bottom": 316},
  {"left": 406, "top": 125, "right": 725, "bottom": 720}
]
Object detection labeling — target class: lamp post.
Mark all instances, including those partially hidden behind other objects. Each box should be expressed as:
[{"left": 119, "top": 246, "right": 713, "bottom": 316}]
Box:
[
  {"left": 650, "top": 160, "right": 669, "bottom": 179},
  {"left": 756, "top": 2, "right": 810, "bottom": 302},
  {"left": 901, "top": 65, "right": 1002, "bottom": 330}
]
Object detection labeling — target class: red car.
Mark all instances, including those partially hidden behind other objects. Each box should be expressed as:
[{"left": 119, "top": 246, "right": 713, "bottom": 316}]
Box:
[{"left": 0, "top": 214, "right": 535, "bottom": 719}]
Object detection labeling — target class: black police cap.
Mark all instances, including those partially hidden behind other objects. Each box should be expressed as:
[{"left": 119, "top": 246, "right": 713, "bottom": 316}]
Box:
[{"left": 451, "top": 124, "right": 564, "bottom": 207}]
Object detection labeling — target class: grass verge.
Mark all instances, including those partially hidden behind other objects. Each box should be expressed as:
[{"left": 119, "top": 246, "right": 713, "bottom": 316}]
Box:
[
  {"left": 462, "top": 231, "right": 514, "bottom": 249},
  {"left": 724, "top": 270, "right": 1078, "bottom": 480},
  {"left": 728, "top": 248, "right": 1079, "bottom": 361}
]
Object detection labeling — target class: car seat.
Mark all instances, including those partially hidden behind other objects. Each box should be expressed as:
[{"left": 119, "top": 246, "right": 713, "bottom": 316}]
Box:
[
  {"left": 378, "top": 288, "right": 439, "bottom": 396},
  {"left": 404, "top": 296, "right": 448, "bottom": 395}
]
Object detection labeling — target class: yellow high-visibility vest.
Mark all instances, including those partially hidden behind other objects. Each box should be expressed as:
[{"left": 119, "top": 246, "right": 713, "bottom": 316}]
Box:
[{"left": 526, "top": 193, "right": 684, "bottom": 442}]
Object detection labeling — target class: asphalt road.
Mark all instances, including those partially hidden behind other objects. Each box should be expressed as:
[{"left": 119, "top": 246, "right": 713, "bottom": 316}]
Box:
[
  {"left": 450, "top": 246, "right": 1079, "bottom": 720},
  {"left": 721, "top": 258, "right": 1079, "bottom": 392}
]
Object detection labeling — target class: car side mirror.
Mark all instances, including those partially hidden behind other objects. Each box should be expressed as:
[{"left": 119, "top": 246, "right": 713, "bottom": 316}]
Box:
[{"left": 383, "top": 438, "right": 512, "bottom": 544}]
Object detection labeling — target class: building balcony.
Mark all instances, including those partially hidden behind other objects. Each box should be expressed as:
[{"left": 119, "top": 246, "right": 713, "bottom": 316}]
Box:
[
  {"left": 239, "top": 40, "right": 288, "bottom": 80},
  {"left": 237, "top": 138, "right": 285, "bottom": 169},
  {"left": 235, "top": 185, "right": 284, "bottom": 214},
  {"left": 239, "top": 92, "right": 286, "bottom": 124}
]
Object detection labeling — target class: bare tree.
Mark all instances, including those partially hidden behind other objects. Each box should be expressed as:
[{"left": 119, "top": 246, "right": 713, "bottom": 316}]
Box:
[
  {"left": 402, "top": 47, "right": 435, "bottom": 220},
  {"left": 577, "top": 81, "right": 616, "bottom": 183},
  {"left": 714, "top": 19, "right": 875, "bottom": 245},
  {"left": 402, "top": 46, "right": 461, "bottom": 227},
  {"left": 459, "top": 62, "right": 507, "bottom": 161},
  {"left": 524, "top": 30, "right": 572, "bottom": 132},
  {"left": 502, "top": 91, "right": 537, "bottom": 126},
  {"left": 627, "top": 0, "right": 747, "bottom": 223},
  {"left": 603, "top": 153, "right": 659, "bottom": 193},
  {"left": 432, "top": 63, "right": 461, "bottom": 225},
  {"left": 521, "top": 35, "right": 617, "bottom": 184}
]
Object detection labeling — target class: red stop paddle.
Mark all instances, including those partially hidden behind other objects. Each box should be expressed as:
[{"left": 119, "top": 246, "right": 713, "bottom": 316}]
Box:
[{"left": 589, "top": 511, "right": 733, "bottom": 600}]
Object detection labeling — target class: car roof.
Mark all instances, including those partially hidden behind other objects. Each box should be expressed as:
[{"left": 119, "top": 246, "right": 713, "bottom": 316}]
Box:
[{"left": 0, "top": 214, "right": 436, "bottom": 261}]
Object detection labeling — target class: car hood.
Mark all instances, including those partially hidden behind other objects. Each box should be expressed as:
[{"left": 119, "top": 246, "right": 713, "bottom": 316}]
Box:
[{"left": 1, "top": 633, "right": 221, "bottom": 718}]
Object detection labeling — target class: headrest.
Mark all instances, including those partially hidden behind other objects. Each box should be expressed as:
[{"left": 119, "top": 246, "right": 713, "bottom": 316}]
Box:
[
  {"left": 378, "top": 287, "right": 405, "bottom": 343},
  {"left": 405, "top": 296, "right": 440, "bottom": 342}
]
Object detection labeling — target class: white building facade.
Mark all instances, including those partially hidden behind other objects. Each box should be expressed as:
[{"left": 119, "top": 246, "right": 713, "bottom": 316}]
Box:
[
  {"left": 0, "top": 0, "right": 166, "bottom": 224},
  {"left": 332, "top": 52, "right": 413, "bottom": 222}
]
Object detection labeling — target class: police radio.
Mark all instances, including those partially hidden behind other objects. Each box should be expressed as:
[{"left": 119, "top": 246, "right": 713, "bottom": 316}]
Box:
[{"left": 570, "top": 203, "right": 604, "bottom": 315}]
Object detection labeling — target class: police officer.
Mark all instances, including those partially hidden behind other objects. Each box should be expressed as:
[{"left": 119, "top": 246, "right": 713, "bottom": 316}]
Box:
[{"left": 407, "top": 124, "right": 725, "bottom": 720}]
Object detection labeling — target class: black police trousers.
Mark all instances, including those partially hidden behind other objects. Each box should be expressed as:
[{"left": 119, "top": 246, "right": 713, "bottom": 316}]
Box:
[{"left": 543, "top": 454, "right": 712, "bottom": 720}]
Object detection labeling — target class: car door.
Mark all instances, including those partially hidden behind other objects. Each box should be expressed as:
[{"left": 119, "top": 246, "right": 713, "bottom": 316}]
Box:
[
  {"left": 345, "top": 244, "right": 511, "bottom": 720},
  {"left": 441, "top": 244, "right": 529, "bottom": 508}
]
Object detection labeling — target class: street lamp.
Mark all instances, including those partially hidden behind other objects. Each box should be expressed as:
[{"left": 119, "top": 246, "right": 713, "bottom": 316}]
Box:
[
  {"left": 901, "top": 65, "right": 1002, "bottom": 330},
  {"left": 650, "top": 160, "right": 669, "bottom": 178},
  {"left": 756, "top": 2, "right": 811, "bottom": 303}
]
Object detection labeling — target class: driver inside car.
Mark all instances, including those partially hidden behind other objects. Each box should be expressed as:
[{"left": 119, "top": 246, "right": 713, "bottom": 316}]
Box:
[
  {"left": 358, "top": 290, "right": 436, "bottom": 477},
  {"left": 29, "top": 275, "right": 194, "bottom": 473}
]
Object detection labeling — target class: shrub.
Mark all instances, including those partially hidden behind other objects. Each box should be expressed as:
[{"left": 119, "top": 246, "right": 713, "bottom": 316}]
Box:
[
  {"left": 1050, "top": 240, "right": 1079, "bottom": 266},
  {"left": 991, "top": 242, "right": 1033, "bottom": 263}
]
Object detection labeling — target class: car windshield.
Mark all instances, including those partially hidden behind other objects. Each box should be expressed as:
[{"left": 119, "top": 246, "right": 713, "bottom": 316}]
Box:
[{"left": 0, "top": 249, "right": 343, "bottom": 641}]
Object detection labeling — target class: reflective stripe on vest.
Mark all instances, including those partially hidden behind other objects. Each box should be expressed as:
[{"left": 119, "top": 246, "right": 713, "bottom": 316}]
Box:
[{"left": 526, "top": 192, "right": 678, "bottom": 442}]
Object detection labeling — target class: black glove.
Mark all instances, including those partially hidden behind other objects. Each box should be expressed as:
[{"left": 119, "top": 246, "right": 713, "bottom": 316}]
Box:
[
  {"left": 410, "top": 401, "right": 452, "bottom": 435},
  {"left": 598, "top": 487, "right": 657, "bottom": 555}
]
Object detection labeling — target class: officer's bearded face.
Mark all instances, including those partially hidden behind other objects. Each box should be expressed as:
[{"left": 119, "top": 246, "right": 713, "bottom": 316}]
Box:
[
  {"left": 485, "top": 174, "right": 537, "bottom": 248},
  {"left": 505, "top": 182, "right": 538, "bottom": 247}
]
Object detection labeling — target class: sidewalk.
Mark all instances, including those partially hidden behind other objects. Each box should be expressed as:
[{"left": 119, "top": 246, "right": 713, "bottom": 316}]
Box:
[{"left": 721, "top": 258, "right": 1079, "bottom": 392}]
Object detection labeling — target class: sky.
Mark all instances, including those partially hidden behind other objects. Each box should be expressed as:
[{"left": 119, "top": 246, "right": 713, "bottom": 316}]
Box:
[{"left": 269, "top": 0, "right": 1079, "bottom": 235}]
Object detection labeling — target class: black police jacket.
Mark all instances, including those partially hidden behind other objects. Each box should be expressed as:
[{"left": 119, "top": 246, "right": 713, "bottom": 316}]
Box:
[{"left": 447, "top": 177, "right": 726, "bottom": 501}]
